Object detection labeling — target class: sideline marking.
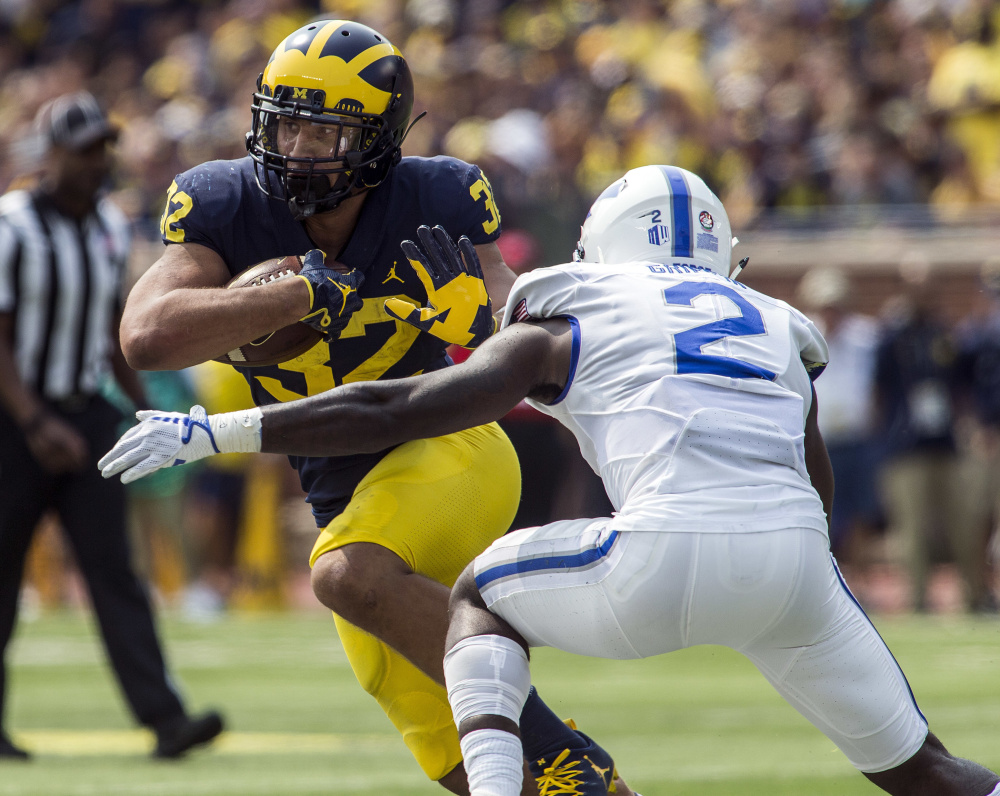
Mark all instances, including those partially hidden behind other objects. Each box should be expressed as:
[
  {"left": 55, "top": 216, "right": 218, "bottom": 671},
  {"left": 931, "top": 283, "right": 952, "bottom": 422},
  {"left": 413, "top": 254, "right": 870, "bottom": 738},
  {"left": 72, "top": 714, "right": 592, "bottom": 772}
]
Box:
[{"left": 9, "top": 730, "right": 395, "bottom": 756}]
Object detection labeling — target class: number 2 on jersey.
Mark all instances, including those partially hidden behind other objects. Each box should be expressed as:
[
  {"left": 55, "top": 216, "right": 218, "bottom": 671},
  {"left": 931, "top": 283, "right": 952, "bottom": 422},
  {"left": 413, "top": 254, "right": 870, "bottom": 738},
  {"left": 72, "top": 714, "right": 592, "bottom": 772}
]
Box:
[{"left": 663, "top": 282, "right": 776, "bottom": 380}]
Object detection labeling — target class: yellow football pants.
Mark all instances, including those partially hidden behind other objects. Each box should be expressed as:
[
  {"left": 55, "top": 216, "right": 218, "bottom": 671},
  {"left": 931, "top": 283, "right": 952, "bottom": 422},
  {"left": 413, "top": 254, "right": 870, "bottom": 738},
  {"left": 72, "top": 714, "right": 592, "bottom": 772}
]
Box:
[{"left": 309, "top": 422, "right": 520, "bottom": 781}]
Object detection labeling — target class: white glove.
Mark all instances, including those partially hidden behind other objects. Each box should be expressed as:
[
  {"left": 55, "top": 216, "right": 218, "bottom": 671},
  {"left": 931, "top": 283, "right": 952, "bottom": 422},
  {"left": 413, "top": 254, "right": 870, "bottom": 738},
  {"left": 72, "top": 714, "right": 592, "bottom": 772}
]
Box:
[{"left": 98, "top": 404, "right": 262, "bottom": 484}]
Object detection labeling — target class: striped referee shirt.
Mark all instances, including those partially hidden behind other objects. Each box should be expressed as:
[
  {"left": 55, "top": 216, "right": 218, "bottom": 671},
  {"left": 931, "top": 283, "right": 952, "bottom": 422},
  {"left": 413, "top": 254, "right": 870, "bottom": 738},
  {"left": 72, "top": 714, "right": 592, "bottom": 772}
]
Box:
[{"left": 0, "top": 189, "right": 130, "bottom": 402}]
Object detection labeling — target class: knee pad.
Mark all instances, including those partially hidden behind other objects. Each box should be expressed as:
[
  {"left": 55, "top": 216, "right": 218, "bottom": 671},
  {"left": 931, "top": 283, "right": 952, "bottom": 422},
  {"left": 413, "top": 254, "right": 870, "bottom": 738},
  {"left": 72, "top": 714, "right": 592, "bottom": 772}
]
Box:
[{"left": 444, "top": 635, "right": 530, "bottom": 728}]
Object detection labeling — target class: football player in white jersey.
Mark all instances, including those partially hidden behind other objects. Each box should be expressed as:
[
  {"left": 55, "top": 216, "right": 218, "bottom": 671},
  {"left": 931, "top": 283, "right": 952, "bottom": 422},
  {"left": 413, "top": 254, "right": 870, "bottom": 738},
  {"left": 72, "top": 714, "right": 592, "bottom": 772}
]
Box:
[{"left": 101, "top": 166, "right": 999, "bottom": 796}]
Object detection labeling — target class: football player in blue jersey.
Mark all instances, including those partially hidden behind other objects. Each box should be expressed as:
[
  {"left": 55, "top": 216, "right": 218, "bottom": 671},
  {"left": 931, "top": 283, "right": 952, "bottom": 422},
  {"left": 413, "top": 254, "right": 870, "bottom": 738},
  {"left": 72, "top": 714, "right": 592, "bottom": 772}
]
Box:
[{"left": 118, "top": 19, "right": 632, "bottom": 796}]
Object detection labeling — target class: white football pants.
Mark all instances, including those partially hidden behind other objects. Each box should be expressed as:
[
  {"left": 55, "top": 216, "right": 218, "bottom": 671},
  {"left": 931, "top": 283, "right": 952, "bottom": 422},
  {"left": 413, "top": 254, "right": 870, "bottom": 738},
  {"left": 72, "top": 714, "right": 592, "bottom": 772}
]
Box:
[{"left": 473, "top": 520, "right": 928, "bottom": 773}]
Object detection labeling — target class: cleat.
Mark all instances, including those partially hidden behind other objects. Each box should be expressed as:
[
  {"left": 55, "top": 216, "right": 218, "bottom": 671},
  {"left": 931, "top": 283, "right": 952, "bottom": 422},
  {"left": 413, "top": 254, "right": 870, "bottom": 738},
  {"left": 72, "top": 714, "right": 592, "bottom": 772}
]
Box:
[{"left": 530, "top": 721, "right": 618, "bottom": 796}]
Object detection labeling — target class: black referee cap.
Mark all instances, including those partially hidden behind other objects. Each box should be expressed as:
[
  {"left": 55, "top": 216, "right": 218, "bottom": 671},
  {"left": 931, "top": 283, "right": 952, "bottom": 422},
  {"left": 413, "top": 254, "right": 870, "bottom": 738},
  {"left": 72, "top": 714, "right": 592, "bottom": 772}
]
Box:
[{"left": 33, "top": 91, "right": 118, "bottom": 151}]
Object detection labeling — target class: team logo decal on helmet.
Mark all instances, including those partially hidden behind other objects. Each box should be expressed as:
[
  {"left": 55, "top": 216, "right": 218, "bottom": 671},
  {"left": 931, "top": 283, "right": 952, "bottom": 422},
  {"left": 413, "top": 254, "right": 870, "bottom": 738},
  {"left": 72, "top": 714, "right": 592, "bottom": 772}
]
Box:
[
  {"left": 645, "top": 213, "right": 669, "bottom": 247},
  {"left": 248, "top": 20, "right": 420, "bottom": 219},
  {"left": 575, "top": 165, "right": 733, "bottom": 277}
]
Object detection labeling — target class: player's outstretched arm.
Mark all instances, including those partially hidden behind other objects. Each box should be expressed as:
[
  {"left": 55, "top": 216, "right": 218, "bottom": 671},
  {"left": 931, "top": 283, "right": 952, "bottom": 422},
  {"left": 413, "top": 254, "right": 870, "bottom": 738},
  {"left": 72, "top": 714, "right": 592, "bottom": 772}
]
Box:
[
  {"left": 120, "top": 243, "right": 313, "bottom": 371},
  {"left": 263, "top": 317, "right": 571, "bottom": 454},
  {"left": 100, "top": 319, "right": 573, "bottom": 483}
]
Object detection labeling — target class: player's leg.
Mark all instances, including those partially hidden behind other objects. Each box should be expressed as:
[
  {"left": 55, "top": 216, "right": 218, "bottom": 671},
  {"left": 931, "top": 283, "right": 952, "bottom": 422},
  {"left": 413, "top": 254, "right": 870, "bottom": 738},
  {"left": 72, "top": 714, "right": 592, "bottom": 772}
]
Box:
[
  {"left": 309, "top": 425, "right": 634, "bottom": 794},
  {"left": 864, "top": 732, "right": 999, "bottom": 795},
  {"left": 314, "top": 541, "right": 453, "bottom": 679},
  {"left": 308, "top": 422, "right": 522, "bottom": 789},
  {"left": 444, "top": 566, "right": 532, "bottom": 796},
  {"left": 733, "top": 528, "right": 999, "bottom": 794},
  {"left": 453, "top": 519, "right": 657, "bottom": 796},
  {"left": 310, "top": 422, "right": 519, "bottom": 681}
]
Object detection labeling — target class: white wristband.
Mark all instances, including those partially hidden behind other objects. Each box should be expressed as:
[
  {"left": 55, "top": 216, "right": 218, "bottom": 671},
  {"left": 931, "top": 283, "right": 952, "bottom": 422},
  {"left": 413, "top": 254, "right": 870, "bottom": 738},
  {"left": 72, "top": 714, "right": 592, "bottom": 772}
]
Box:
[{"left": 208, "top": 407, "right": 263, "bottom": 454}]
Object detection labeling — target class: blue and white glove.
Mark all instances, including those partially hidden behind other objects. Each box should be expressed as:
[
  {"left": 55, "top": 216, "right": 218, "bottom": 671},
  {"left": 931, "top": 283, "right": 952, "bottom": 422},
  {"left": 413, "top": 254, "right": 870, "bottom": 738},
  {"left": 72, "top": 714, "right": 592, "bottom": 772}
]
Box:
[
  {"left": 297, "top": 248, "right": 365, "bottom": 341},
  {"left": 98, "top": 405, "right": 263, "bottom": 484}
]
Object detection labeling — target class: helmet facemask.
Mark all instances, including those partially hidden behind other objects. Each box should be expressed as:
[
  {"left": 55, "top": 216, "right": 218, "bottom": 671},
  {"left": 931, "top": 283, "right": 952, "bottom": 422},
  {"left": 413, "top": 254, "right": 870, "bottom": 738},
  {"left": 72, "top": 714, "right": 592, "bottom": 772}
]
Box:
[{"left": 249, "top": 81, "right": 400, "bottom": 219}]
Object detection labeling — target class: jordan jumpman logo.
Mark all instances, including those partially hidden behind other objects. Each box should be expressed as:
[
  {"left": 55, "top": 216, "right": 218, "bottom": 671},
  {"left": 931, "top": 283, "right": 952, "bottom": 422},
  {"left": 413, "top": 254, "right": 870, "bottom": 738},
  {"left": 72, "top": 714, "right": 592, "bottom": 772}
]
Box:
[
  {"left": 327, "top": 278, "right": 358, "bottom": 316},
  {"left": 382, "top": 261, "right": 405, "bottom": 285}
]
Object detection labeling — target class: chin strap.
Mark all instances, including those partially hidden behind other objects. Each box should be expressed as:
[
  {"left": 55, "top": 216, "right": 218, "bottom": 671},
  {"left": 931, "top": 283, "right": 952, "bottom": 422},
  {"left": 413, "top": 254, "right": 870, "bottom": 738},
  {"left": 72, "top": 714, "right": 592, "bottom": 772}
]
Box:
[{"left": 729, "top": 256, "right": 750, "bottom": 281}]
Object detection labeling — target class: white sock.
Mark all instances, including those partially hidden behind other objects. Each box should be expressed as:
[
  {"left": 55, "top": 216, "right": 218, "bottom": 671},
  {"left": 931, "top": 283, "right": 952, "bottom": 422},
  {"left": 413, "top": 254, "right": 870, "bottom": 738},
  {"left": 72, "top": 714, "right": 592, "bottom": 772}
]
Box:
[
  {"left": 986, "top": 783, "right": 1000, "bottom": 796},
  {"left": 459, "top": 729, "right": 523, "bottom": 796},
  {"left": 209, "top": 408, "right": 263, "bottom": 453}
]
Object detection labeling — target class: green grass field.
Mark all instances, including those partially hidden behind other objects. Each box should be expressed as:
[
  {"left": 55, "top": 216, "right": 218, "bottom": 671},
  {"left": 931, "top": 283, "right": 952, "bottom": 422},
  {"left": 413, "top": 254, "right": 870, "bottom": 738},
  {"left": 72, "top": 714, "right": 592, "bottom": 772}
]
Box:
[{"left": 2, "top": 609, "right": 998, "bottom": 795}]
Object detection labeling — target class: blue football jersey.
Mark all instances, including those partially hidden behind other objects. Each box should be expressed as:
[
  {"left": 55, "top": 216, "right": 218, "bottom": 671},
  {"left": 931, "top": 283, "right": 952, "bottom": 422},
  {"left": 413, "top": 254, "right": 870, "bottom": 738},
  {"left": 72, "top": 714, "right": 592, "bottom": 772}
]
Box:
[{"left": 160, "top": 155, "right": 502, "bottom": 524}]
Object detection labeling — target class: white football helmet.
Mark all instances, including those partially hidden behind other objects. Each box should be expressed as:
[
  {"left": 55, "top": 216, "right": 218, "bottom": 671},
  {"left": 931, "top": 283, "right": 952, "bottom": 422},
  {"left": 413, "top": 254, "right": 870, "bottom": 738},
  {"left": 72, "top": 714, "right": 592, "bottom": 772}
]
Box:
[{"left": 575, "top": 165, "right": 733, "bottom": 276}]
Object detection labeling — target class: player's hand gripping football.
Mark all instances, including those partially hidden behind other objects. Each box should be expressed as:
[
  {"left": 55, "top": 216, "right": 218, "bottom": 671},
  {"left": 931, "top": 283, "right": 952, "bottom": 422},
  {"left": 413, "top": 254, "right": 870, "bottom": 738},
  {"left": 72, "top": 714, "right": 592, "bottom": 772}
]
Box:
[
  {"left": 385, "top": 225, "right": 495, "bottom": 349},
  {"left": 296, "top": 249, "right": 365, "bottom": 341}
]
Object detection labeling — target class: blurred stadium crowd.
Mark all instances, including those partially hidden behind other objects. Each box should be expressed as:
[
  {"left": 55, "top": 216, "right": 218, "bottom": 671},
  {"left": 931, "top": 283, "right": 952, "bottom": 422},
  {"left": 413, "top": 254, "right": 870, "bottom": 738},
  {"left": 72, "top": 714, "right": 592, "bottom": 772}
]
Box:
[
  {"left": 2, "top": 0, "right": 1000, "bottom": 262},
  {"left": 4, "top": 0, "right": 999, "bottom": 617}
]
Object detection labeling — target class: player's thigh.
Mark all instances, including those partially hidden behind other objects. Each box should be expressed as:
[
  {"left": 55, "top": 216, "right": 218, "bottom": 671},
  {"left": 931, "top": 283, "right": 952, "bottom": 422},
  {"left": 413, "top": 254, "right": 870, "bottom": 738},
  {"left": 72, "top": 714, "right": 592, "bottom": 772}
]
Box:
[
  {"left": 310, "top": 422, "right": 520, "bottom": 586},
  {"left": 474, "top": 524, "right": 839, "bottom": 659},
  {"left": 473, "top": 520, "right": 691, "bottom": 658},
  {"left": 739, "top": 531, "right": 927, "bottom": 773}
]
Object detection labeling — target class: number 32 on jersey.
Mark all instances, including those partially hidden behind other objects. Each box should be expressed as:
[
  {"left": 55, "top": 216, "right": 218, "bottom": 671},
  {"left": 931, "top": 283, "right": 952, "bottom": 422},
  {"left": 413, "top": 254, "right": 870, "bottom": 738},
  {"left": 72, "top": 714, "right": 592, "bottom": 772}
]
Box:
[{"left": 160, "top": 180, "right": 193, "bottom": 243}]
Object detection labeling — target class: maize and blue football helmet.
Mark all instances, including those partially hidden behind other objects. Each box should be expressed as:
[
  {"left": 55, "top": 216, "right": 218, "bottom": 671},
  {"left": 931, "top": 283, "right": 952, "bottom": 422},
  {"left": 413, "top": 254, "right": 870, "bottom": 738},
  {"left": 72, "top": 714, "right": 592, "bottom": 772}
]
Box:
[
  {"left": 248, "top": 20, "right": 415, "bottom": 219},
  {"left": 575, "top": 165, "right": 734, "bottom": 277}
]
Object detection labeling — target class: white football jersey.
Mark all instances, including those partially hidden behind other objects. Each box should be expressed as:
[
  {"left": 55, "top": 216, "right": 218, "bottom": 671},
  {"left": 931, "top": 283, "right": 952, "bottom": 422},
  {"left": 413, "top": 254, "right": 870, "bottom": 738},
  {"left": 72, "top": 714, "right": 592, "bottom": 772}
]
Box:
[{"left": 501, "top": 261, "right": 830, "bottom": 535}]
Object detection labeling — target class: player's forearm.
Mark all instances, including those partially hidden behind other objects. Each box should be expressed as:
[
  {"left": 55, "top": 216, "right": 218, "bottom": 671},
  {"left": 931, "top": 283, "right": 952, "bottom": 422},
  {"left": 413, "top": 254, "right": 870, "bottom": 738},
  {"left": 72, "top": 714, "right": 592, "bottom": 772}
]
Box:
[
  {"left": 120, "top": 280, "right": 311, "bottom": 371},
  {"left": 259, "top": 378, "right": 498, "bottom": 456},
  {"left": 260, "top": 381, "right": 409, "bottom": 455},
  {"left": 259, "top": 336, "right": 539, "bottom": 456}
]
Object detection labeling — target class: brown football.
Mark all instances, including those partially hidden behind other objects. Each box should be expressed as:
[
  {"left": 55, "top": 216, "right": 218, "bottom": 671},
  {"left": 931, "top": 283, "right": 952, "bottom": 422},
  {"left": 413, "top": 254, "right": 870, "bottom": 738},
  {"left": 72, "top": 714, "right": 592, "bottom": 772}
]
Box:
[{"left": 212, "top": 254, "right": 328, "bottom": 367}]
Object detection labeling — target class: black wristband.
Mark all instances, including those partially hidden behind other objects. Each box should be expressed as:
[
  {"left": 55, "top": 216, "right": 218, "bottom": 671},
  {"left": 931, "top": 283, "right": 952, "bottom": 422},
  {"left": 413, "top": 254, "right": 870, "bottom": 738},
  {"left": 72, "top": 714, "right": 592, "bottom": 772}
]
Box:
[{"left": 20, "top": 408, "right": 51, "bottom": 435}]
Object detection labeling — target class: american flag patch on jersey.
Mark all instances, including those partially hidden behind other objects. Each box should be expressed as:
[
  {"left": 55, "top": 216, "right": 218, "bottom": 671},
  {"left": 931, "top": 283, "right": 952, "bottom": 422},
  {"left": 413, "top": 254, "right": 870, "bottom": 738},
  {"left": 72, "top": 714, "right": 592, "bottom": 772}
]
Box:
[{"left": 512, "top": 298, "right": 532, "bottom": 323}]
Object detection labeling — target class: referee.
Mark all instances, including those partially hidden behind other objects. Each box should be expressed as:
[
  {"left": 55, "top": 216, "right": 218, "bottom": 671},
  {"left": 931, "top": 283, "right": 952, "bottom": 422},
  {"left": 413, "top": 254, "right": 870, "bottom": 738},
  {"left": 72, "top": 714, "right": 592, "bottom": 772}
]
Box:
[{"left": 0, "top": 92, "right": 223, "bottom": 759}]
